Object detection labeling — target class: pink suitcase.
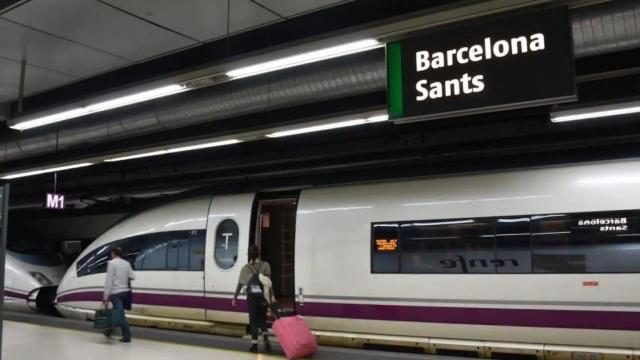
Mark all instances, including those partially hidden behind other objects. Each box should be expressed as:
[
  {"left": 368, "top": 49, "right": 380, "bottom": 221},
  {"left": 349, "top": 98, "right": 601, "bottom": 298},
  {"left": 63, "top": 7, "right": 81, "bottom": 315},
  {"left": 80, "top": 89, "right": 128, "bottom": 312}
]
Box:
[{"left": 272, "top": 315, "right": 318, "bottom": 359}]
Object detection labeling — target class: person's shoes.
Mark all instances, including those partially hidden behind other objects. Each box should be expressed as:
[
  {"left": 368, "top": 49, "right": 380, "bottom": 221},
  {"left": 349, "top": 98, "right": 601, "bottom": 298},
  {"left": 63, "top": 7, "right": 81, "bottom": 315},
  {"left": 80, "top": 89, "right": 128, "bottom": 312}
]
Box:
[
  {"left": 249, "top": 344, "right": 258, "bottom": 353},
  {"left": 102, "top": 329, "right": 113, "bottom": 338},
  {"left": 264, "top": 340, "right": 272, "bottom": 353},
  {"left": 119, "top": 338, "right": 131, "bottom": 343}
]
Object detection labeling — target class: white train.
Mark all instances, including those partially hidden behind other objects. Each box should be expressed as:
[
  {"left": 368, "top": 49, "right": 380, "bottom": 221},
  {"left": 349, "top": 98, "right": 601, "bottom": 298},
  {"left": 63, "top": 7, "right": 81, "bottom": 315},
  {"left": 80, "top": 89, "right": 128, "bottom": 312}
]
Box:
[
  {"left": 4, "top": 249, "right": 66, "bottom": 312},
  {"left": 55, "top": 159, "right": 640, "bottom": 357}
]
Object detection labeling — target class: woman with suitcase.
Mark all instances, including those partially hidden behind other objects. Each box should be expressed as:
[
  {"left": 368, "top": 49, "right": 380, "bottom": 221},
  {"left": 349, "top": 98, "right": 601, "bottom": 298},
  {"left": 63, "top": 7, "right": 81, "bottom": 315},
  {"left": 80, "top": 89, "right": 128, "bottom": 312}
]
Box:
[{"left": 231, "top": 245, "right": 275, "bottom": 353}]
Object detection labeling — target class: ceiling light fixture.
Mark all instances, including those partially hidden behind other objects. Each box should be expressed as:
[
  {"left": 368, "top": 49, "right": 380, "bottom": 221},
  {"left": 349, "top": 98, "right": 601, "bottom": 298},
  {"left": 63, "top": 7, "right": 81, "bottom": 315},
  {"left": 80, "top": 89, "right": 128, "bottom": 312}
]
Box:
[
  {"left": 1, "top": 162, "right": 94, "bottom": 180},
  {"left": 550, "top": 100, "right": 640, "bottom": 123},
  {"left": 104, "top": 139, "right": 242, "bottom": 163},
  {"left": 166, "top": 139, "right": 241, "bottom": 153},
  {"left": 9, "top": 84, "right": 188, "bottom": 131},
  {"left": 365, "top": 114, "right": 390, "bottom": 123},
  {"left": 9, "top": 40, "right": 382, "bottom": 131},
  {"left": 266, "top": 114, "right": 389, "bottom": 138},
  {"left": 226, "top": 39, "right": 383, "bottom": 79}
]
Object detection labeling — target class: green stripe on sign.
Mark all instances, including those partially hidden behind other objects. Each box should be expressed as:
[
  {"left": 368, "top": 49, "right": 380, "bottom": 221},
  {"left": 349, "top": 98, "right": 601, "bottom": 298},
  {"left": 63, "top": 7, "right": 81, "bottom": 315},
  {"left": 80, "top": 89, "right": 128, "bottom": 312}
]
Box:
[{"left": 387, "top": 42, "right": 404, "bottom": 119}]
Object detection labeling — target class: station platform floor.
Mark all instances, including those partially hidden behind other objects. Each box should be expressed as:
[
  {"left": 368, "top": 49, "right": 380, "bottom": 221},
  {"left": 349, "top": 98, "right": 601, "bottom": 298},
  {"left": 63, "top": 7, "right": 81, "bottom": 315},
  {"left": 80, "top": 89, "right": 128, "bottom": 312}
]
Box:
[
  {"left": 2, "top": 311, "right": 460, "bottom": 360},
  {"left": 4, "top": 320, "right": 273, "bottom": 360}
]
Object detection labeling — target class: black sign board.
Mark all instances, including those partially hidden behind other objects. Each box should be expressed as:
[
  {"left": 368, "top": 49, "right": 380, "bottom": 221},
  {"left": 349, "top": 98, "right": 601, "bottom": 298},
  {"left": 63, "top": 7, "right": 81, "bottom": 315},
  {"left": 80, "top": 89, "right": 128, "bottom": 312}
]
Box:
[{"left": 388, "top": 7, "right": 576, "bottom": 122}]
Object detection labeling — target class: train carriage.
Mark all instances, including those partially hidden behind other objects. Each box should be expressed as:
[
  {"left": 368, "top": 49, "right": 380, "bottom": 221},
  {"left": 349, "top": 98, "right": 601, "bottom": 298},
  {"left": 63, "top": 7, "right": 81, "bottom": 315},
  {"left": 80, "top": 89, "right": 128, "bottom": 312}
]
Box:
[
  {"left": 55, "top": 159, "right": 640, "bottom": 355},
  {"left": 5, "top": 250, "right": 66, "bottom": 313}
]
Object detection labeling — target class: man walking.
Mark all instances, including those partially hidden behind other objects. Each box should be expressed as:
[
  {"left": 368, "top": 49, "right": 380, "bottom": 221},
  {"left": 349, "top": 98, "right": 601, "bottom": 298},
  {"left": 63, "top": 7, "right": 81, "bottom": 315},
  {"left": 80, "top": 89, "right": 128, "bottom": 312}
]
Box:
[{"left": 103, "top": 247, "right": 135, "bottom": 343}]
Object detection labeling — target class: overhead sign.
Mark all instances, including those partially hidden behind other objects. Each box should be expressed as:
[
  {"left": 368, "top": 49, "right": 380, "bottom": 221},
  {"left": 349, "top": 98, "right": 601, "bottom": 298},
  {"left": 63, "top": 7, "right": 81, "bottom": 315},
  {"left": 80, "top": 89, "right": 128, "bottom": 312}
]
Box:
[
  {"left": 45, "top": 193, "right": 65, "bottom": 210},
  {"left": 387, "top": 7, "right": 576, "bottom": 122}
]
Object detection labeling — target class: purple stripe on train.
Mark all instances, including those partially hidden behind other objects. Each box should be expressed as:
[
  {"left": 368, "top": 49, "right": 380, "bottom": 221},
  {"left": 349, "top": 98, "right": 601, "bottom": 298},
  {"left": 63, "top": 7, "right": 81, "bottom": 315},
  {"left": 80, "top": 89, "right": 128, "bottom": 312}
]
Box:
[
  {"left": 57, "top": 291, "right": 248, "bottom": 312},
  {"left": 4, "top": 290, "right": 28, "bottom": 300},
  {"left": 297, "top": 302, "right": 640, "bottom": 331},
  {"left": 59, "top": 291, "right": 202, "bottom": 309},
  {"left": 56, "top": 291, "right": 640, "bottom": 331}
]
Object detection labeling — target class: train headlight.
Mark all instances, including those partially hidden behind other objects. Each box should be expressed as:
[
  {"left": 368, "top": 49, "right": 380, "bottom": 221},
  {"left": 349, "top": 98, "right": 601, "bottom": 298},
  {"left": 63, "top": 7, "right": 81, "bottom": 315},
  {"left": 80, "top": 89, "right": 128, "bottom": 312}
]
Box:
[{"left": 29, "top": 272, "right": 53, "bottom": 286}]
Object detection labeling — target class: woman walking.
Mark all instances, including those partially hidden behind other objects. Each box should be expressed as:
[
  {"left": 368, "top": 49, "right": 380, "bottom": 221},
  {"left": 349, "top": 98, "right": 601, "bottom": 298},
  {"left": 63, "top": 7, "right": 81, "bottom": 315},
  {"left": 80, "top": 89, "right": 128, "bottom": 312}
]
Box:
[{"left": 232, "top": 245, "right": 275, "bottom": 353}]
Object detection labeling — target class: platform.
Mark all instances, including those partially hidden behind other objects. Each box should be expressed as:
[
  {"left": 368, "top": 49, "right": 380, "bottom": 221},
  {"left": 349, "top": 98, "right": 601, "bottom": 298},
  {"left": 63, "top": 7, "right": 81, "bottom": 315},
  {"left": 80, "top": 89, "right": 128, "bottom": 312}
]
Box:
[
  {"left": 2, "top": 312, "right": 457, "bottom": 360},
  {"left": 4, "top": 320, "right": 277, "bottom": 360}
]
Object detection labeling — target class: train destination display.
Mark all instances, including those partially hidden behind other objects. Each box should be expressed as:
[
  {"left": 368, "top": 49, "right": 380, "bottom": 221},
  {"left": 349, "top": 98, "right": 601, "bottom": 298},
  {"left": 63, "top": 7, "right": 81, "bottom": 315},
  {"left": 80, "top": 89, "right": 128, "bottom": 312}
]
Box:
[{"left": 387, "top": 7, "right": 576, "bottom": 122}]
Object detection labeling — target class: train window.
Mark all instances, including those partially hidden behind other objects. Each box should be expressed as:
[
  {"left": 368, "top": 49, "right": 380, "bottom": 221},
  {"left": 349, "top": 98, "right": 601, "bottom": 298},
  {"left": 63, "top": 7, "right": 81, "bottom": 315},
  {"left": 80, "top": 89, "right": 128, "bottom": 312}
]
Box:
[
  {"left": 215, "top": 219, "right": 239, "bottom": 270},
  {"left": 121, "top": 235, "right": 147, "bottom": 270},
  {"left": 371, "top": 223, "right": 400, "bottom": 273},
  {"left": 400, "top": 219, "right": 495, "bottom": 274},
  {"left": 167, "top": 232, "right": 191, "bottom": 271},
  {"left": 77, "top": 230, "right": 206, "bottom": 276},
  {"left": 532, "top": 212, "right": 640, "bottom": 273},
  {"left": 372, "top": 210, "right": 640, "bottom": 275},
  {"left": 496, "top": 217, "right": 531, "bottom": 273},
  {"left": 76, "top": 244, "right": 111, "bottom": 277},
  {"left": 138, "top": 233, "right": 169, "bottom": 271},
  {"left": 189, "top": 230, "right": 205, "bottom": 271}
]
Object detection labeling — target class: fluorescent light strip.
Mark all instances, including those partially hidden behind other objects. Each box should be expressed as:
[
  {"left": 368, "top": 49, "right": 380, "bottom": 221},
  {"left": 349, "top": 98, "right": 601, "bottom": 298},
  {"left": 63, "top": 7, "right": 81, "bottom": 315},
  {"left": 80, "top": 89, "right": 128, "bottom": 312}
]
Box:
[
  {"left": 166, "top": 139, "right": 241, "bottom": 153},
  {"left": 551, "top": 100, "right": 640, "bottom": 123},
  {"left": 10, "top": 40, "right": 381, "bottom": 130},
  {"left": 266, "top": 114, "right": 389, "bottom": 138},
  {"left": 267, "top": 119, "right": 366, "bottom": 138},
  {"left": 104, "top": 150, "right": 169, "bottom": 162},
  {"left": 10, "top": 84, "right": 188, "bottom": 131},
  {"left": 366, "top": 114, "right": 389, "bottom": 123},
  {"left": 226, "top": 39, "right": 383, "bottom": 79},
  {"left": 104, "top": 139, "right": 242, "bottom": 162},
  {"left": 1, "top": 162, "right": 94, "bottom": 180}
]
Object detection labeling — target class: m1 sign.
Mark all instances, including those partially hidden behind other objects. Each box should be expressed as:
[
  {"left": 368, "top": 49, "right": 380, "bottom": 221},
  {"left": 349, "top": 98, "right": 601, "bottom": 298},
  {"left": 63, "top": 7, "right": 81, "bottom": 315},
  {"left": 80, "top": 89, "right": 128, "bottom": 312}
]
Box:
[
  {"left": 45, "top": 193, "right": 65, "bottom": 210},
  {"left": 387, "top": 7, "right": 576, "bottom": 122}
]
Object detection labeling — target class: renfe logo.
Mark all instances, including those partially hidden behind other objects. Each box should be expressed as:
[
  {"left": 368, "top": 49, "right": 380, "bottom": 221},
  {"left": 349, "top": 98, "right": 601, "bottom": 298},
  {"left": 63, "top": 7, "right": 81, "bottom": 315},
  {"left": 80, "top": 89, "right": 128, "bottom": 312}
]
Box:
[
  {"left": 440, "top": 255, "right": 519, "bottom": 273},
  {"left": 45, "top": 193, "right": 65, "bottom": 210}
]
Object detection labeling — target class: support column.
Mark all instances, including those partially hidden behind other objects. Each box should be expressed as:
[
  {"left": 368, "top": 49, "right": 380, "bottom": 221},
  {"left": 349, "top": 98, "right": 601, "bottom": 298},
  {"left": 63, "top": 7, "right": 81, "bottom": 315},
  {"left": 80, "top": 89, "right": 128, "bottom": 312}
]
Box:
[{"left": 0, "top": 184, "right": 10, "bottom": 359}]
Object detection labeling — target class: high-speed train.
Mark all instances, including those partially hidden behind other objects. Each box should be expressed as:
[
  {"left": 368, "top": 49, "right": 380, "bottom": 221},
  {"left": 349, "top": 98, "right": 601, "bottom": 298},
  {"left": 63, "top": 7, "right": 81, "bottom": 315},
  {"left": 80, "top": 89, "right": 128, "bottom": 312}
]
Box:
[
  {"left": 56, "top": 159, "right": 640, "bottom": 357},
  {"left": 4, "top": 246, "right": 66, "bottom": 312}
]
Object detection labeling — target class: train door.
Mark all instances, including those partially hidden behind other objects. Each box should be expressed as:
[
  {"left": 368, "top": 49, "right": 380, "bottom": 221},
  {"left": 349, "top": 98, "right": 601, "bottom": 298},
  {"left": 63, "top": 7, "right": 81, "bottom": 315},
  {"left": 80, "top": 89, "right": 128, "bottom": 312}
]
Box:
[
  {"left": 204, "top": 193, "right": 254, "bottom": 324},
  {"left": 252, "top": 193, "right": 298, "bottom": 311}
]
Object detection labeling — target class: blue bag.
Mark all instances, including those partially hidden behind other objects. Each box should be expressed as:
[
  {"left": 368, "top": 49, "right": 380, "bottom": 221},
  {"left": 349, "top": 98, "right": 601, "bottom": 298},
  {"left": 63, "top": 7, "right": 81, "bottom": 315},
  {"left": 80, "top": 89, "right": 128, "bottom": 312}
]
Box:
[{"left": 94, "top": 308, "right": 124, "bottom": 329}]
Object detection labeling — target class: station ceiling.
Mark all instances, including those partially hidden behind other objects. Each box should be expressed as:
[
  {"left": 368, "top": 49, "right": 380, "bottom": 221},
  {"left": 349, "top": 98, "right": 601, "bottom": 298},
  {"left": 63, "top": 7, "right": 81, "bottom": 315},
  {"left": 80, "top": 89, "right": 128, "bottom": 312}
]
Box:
[
  {"left": 0, "top": 0, "right": 351, "bottom": 103},
  {"left": 1, "top": 0, "right": 639, "bottom": 210}
]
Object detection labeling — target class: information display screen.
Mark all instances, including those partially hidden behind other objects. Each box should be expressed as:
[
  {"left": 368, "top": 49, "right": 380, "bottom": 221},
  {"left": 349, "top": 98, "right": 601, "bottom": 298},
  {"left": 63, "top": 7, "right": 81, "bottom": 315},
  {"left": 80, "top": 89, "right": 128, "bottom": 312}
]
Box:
[{"left": 375, "top": 238, "right": 398, "bottom": 251}]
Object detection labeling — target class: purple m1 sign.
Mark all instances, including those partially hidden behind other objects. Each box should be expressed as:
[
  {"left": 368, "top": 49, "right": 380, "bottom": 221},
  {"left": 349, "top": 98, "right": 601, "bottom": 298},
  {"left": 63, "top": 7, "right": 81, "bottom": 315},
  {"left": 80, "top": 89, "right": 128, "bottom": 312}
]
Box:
[{"left": 45, "top": 193, "right": 65, "bottom": 210}]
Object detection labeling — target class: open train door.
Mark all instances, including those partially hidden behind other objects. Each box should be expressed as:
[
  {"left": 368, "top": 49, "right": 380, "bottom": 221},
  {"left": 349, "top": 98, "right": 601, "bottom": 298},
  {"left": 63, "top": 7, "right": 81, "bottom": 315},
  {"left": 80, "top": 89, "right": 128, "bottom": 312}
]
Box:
[
  {"left": 204, "top": 193, "right": 255, "bottom": 324},
  {"left": 251, "top": 192, "right": 299, "bottom": 312}
]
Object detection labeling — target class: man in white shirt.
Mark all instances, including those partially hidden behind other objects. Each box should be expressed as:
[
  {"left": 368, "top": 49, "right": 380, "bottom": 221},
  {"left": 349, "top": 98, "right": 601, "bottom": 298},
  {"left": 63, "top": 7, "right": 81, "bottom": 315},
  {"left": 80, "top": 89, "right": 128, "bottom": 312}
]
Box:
[{"left": 103, "top": 247, "right": 135, "bottom": 342}]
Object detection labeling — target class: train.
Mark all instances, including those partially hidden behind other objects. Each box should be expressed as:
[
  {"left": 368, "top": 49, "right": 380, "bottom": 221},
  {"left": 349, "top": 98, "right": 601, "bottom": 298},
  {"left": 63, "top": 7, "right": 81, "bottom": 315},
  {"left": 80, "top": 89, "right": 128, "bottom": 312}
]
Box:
[
  {"left": 4, "top": 249, "right": 66, "bottom": 313},
  {"left": 55, "top": 159, "right": 640, "bottom": 357}
]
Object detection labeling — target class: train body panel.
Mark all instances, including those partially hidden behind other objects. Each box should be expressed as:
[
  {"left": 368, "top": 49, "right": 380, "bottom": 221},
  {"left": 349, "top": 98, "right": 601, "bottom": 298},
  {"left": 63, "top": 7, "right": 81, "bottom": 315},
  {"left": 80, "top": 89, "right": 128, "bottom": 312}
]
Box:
[
  {"left": 293, "top": 161, "right": 640, "bottom": 349},
  {"left": 4, "top": 251, "right": 65, "bottom": 312},
  {"left": 56, "top": 160, "right": 640, "bottom": 350},
  {"left": 56, "top": 196, "right": 211, "bottom": 319},
  {"left": 204, "top": 193, "right": 255, "bottom": 324}
]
